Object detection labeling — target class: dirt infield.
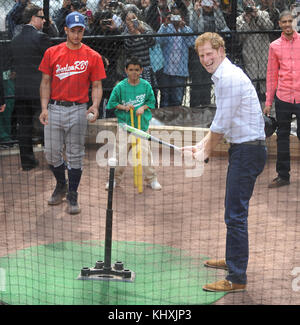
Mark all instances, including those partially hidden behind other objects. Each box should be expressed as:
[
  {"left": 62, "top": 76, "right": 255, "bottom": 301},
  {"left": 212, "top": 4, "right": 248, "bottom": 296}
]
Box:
[{"left": 0, "top": 146, "right": 300, "bottom": 305}]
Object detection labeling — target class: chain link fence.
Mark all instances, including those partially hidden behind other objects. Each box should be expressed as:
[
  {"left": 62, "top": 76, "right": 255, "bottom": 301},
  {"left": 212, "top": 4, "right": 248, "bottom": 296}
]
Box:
[
  {"left": 0, "top": 0, "right": 298, "bottom": 117},
  {"left": 0, "top": 0, "right": 300, "bottom": 307}
]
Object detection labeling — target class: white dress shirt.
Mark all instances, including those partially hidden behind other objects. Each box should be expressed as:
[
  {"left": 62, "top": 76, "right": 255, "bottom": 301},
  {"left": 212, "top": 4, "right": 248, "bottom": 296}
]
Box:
[{"left": 210, "top": 57, "right": 265, "bottom": 144}]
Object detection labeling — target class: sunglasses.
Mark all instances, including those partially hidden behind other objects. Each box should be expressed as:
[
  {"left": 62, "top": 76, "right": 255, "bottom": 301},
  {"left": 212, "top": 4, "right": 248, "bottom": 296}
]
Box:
[{"left": 35, "top": 15, "right": 46, "bottom": 20}]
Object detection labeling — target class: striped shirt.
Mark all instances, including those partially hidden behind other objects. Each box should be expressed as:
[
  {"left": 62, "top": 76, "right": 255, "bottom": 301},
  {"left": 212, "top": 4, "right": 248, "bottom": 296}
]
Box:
[
  {"left": 210, "top": 58, "right": 265, "bottom": 143},
  {"left": 124, "top": 30, "right": 155, "bottom": 68}
]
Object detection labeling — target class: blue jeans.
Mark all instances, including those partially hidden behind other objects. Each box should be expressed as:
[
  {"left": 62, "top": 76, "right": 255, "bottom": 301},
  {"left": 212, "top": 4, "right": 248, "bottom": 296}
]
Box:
[
  {"left": 225, "top": 143, "right": 267, "bottom": 284},
  {"left": 159, "top": 73, "right": 186, "bottom": 108},
  {"left": 275, "top": 97, "right": 300, "bottom": 181}
]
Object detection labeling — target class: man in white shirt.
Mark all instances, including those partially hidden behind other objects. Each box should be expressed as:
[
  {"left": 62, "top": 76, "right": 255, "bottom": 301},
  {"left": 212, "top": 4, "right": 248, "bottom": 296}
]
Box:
[{"left": 182, "top": 32, "right": 267, "bottom": 292}]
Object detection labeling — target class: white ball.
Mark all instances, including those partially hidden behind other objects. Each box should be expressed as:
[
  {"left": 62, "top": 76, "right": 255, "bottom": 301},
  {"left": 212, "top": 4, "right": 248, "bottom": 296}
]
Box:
[
  {"left": 108, "top": 157, "right": 118, "bottom": 167},
  {"left": 87, "top": 113, "right": 94, "bottom": 121}
]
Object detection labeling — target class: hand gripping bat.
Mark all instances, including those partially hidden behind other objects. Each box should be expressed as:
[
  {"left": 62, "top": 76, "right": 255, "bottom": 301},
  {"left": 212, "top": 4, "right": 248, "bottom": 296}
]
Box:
[{"left": 120, "top": 123, "right": 209, "bottom": 163}]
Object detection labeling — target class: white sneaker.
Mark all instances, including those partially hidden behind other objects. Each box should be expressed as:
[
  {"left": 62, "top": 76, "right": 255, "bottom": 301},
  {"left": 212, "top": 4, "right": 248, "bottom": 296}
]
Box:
[
  {"left": 105, "top": 181, "right": 116, "bottom": 191},
  {"left": 147, "top": 180, "right": 162, "bottom": 191}
]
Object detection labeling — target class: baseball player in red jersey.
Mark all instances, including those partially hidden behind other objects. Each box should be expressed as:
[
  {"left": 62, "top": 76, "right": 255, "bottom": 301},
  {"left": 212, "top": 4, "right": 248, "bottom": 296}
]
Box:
[{"left": 39, "top": 11, "right": 106, "bottom": 214}]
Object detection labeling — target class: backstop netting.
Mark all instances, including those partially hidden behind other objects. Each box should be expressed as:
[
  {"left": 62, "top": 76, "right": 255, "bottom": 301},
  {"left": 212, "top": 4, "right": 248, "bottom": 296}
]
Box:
[{"left": 0, "top": 0, "right": 300, "bottom": 307}]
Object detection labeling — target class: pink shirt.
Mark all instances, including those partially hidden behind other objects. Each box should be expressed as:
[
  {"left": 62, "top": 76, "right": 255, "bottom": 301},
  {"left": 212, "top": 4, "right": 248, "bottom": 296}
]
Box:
[{"left": 266, "top": 31, "right": 300, "bottom": 106}]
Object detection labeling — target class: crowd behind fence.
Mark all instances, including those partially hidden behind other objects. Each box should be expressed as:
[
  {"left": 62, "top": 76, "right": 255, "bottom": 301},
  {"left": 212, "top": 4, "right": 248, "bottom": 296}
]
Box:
[
  {"left": 0, "top": 0, "right": 299, "bottom": 122},
  {"left": 1, "top": 0, "right": 300, "bottom": 306}
]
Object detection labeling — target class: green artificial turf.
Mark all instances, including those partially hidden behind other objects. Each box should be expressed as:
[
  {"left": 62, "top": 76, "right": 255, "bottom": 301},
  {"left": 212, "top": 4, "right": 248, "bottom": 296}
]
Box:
[{"left": 0, "top": 241, "right": 226, "bottom": 305}]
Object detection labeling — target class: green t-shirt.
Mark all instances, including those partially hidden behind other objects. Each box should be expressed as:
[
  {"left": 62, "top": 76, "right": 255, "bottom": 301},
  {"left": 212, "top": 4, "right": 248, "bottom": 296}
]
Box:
[{"left": 106, "top": 78, "right": 156, "bottom": 131}]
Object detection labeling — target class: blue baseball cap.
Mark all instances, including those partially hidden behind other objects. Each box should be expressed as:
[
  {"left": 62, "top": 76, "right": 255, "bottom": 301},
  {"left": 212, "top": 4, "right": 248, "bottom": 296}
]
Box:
[{"left": 66, "top": 11, "right": 86, "bottom": 29}]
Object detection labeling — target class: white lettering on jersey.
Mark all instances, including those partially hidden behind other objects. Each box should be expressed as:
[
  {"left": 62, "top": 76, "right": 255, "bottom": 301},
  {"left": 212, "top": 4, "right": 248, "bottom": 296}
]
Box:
[
  {"left": 122, "top": 94, "right": 146, "bottom": 108},
  {"left": 55, "top": 61, "right": 88, "bottom": 80}
]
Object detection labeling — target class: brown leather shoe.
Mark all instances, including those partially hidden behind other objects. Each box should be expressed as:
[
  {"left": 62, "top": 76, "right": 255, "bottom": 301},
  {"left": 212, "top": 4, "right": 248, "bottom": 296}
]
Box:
[
  {"left": 204, "top": 258, "right": 228, "bottom": 270},
  {"left": 202, "top": 279, "right": 246, "bottom": 292},
  {"left": 268, "top": 177, "right": 290, "bottom": 188}
]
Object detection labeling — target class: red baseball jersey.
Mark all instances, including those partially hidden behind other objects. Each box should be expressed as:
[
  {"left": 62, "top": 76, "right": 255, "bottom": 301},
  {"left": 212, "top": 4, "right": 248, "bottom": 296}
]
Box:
[{"left": 39, "top": 42, "right": 106, "bottom": 103}]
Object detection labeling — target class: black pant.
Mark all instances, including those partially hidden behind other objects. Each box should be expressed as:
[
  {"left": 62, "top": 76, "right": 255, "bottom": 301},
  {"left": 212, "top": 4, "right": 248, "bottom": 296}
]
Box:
[
  {"left": 275, "top": 97, "right": 300, "bottom": 181},
  {"left": 16, "top": 98, "right": 41, "bottom": 168},
  {"left": 189, "top": 51, "right": 212, "bottom": 107}
]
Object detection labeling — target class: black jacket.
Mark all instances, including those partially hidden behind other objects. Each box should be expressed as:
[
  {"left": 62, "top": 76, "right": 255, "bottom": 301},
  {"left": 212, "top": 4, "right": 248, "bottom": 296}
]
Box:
[{"left": 11, "top": 24, "right": 52, "bottom": 99}]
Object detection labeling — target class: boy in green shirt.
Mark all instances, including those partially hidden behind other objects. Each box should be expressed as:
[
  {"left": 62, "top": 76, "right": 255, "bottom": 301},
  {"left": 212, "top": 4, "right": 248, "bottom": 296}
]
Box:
[{"left": 106, "top": 56, "right": 161, "bottom": 190}]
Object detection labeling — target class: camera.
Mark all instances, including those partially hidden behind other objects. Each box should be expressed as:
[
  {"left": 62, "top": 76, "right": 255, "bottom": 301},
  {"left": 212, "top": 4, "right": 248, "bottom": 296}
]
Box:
[
  {"left": 131, "top": 18, "right": 139, "bottom": 28},
  {"left": 244, "top": 5, "right": 254, "bottom": 13},
  {"left": 102, "top": 19, "right": 112, "bottom": 25},
  {"left": 86, "top": 10, "right": 93, "bottom": 18},
  {"left": 170, "top": 14, "right": 181, "bottom": 22}
]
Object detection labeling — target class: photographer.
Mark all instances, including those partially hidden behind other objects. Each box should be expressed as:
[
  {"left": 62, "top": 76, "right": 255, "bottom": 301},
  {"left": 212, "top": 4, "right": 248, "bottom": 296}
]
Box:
[
  {"left": 156, "top": 11, "right": 195, "bottom": 107},
  {"left": 78, "top": 0, "right": 94, "bottom": 31},
  {"left": 6, "top": 0, "right": 30, "bottom": 39},
  {"left": 189, "top": 0, "right": 229, "bottom": 108},
  {"left": 144, "top": 0, "right": 171, "bottom": 32},
  {"left": 53, "top": 0, "right": 71, "bottom": 36},
  {"left": 122, "top": 11, "right": 157, "bottom": 93},
  {"left": 258, "top": 0, "right": 280, "bottom": 41},
  {"left": 91, "top": 10, "right": 120, "bottom": 34},
  {"left": 237, "top": 0, "right": 273, "bottom": 101},
  {"left": 107, "top": 1, "right": 123, "bottom": 28},
  {"left": 96, "top": 0, "right": 123, "bottom": 27},
  {"left": 90, "top": 10, "right": 123, "bottom": 117},
  {"left": 54, "top": 0, "right": 90, "bottom": 36}
]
